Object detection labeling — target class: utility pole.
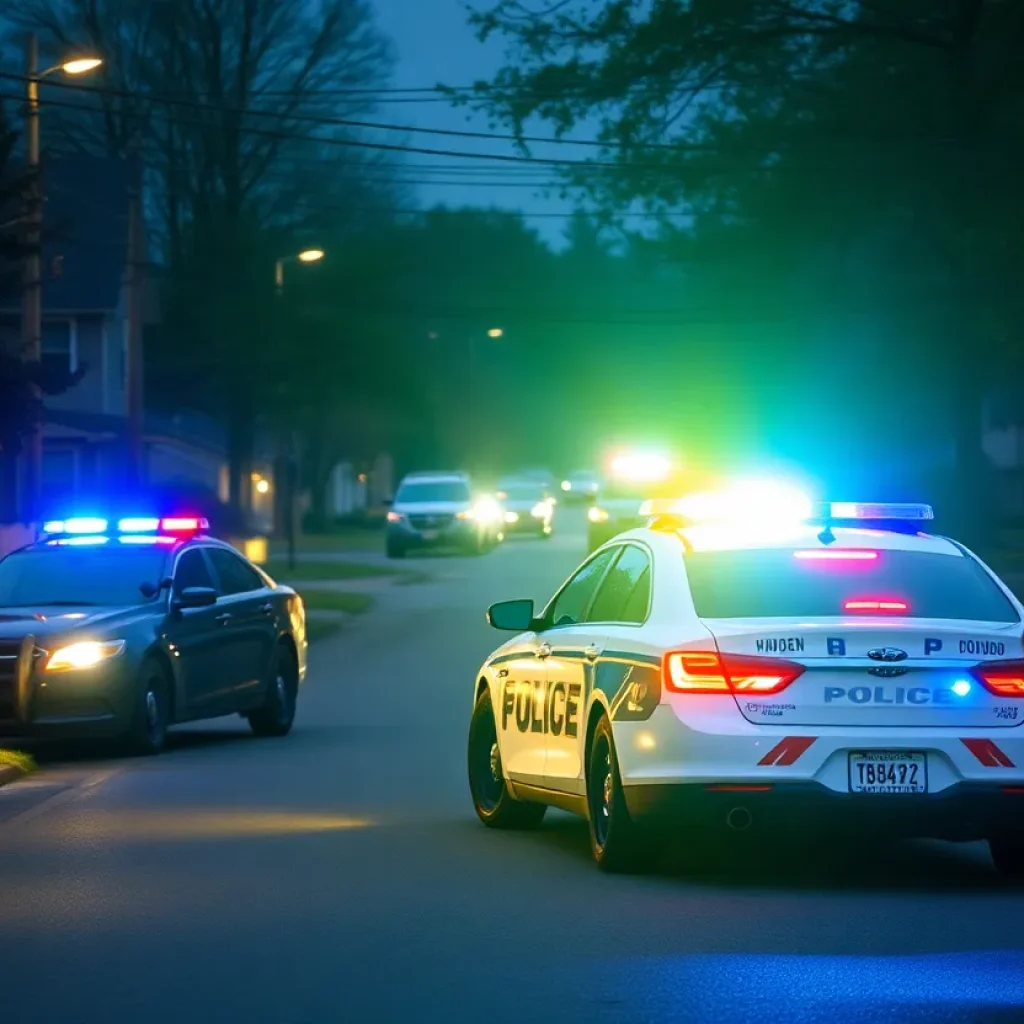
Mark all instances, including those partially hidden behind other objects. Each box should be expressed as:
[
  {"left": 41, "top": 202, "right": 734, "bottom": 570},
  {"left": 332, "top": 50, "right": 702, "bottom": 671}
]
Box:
[
  {"left": 21, "top": 33, "right": 42, "bottom": 523},
  {"left": 125, "top": 134, "right": 145, "bottom": 487}
]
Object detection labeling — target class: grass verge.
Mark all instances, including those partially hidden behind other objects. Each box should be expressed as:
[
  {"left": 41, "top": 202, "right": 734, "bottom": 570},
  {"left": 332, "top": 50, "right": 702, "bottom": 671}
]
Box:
[
  {"left": 0, "top": 749, "right": 36, "bottom": 775},
  {"left": 305, "top": 619, "right": 346, "bottom": 644},
  {"left": 302, "top": 590, "right": 374, "bottom": 615},
  {"left": 265, "top": 559, "right": 398, "bottom": 582},
  {"left": 269, "top": 528, "right": 384, "bottom": 556}
]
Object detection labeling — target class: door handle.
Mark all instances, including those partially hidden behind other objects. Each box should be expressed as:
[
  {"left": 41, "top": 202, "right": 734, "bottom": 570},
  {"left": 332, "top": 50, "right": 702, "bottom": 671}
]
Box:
[
  {"left": 584, "top": 645, "right": 602, "bottom": 661},
  {"left": 259, "top": 602, "right": 275, "bottom": 616},
  {"left": 215, "top": 612, "right": 233, "bottom": 624},
  {"left": 534, "top": 643, "right": 552, "bottom": 659}
]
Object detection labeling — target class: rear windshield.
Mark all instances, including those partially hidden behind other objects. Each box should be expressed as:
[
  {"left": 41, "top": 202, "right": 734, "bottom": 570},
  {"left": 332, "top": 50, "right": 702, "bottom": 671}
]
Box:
[
  {"left": 685, "top": 549, "right": 1020, "bottom": 623},
  {"left": 396, "top": 480, "right": 470, "bottom": 503},
  {"left": 0, "top": 546, "right": 169, "bottom": 607}
]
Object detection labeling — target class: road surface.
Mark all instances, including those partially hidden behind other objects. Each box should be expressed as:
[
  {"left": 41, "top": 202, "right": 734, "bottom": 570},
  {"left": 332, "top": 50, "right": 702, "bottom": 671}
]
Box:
[{"left": 1, "top": 508, "right": 1023, "bottom": 1024}]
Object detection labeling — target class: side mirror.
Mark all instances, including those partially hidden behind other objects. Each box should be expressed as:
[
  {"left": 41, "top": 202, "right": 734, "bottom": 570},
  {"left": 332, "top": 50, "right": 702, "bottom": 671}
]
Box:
[
  {"left": 175, "top": 586, "right": 218, "bottom": 609},
  {"left": 487, "top": 598, "right": 536, "bottom": 632}
]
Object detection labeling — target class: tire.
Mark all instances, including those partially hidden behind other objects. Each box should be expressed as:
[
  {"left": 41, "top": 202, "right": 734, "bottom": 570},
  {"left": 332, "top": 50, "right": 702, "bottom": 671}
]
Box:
[
  {"left": 125, "top": 656, "right": 171, "bottom": 756},
  {"left": 386, "top": 537, "right": 406, "bottom": 559},
  {"left": 468, "top": 689, "right": 546, "bottom": 830},
  {"left": 248, "top": 642, "right": 298, "bottom": 738},
  {"left": 586, "top": 715, "right": 653, "bottom": 872},
  {"left": 989, "top": 833, "right": 1024, "bottom": 880}
]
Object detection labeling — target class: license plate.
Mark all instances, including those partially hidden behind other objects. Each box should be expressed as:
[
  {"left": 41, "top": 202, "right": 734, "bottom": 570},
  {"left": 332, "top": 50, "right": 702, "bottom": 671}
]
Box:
[
  {"left": 419, "top": 529, "right": 439, "bottom": 541},
  {"left": 848, "top": 751, "right": 926, "bottom": 794}
]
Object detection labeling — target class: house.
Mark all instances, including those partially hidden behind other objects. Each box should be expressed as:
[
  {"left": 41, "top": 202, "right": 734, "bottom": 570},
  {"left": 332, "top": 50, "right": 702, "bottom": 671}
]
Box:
[
  {"left": 0, "top": 155, "right": 138, "bottom": 507},
  {"left": 0, "top": 155, "right": 273, "bottom": 551}
]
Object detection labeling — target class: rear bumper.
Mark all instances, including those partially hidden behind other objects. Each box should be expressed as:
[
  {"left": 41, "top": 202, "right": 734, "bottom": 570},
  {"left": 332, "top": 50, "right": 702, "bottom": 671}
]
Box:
[{"left": 623, "top": 781, "right": 1024, "bottom": 841}]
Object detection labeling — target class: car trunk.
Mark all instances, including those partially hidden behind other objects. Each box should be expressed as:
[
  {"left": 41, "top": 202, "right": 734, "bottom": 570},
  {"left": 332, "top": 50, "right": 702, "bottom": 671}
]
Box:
[{"left": 702, "top": 618, "right": 1024, "bottom": 728}]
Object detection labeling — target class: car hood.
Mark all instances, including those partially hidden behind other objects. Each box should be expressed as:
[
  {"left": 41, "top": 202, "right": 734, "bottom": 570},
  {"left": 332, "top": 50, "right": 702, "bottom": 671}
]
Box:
[
  {"left": 393, "top": 501, "right": 470, "bottom": 515},
  {"left": 0, "top": 605, "right": 152, "bottom": 639}
]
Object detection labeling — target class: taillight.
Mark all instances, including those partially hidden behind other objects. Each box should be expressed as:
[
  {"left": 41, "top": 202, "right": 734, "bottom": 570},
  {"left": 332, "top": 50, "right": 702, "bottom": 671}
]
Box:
[
  {"left": 971, "top": 659, "right": 1024, "bottom": 697},
  {"left": 663, "top": 651, "right": 804, "bottom": 695},
  {"left": 386, "top": 511, "right": 402, "bottom": 522}
]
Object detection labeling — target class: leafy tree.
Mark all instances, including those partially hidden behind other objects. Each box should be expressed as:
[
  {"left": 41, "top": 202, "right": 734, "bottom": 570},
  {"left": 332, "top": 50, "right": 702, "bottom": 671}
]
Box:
[
  {"left": 465, "top": 0, "right": 1024, "bottom": 538},
  {"left": 4, "top": 0, "right": 399, "bottom": 511}
]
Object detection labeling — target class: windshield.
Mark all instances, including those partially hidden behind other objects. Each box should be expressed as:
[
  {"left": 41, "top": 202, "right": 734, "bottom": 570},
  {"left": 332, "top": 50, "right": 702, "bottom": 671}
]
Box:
[
  {"left": 0, "top": 546, "right": 169, "bottom": 607},
  {"left": 498, "top": 483, "right": 546, "bottom": 501},
  {"left": 396, "top": 480, "right": 471, "bottom": 503},
  {"left": 685, "top": 548, "right": 1019, "bottom": 622}
]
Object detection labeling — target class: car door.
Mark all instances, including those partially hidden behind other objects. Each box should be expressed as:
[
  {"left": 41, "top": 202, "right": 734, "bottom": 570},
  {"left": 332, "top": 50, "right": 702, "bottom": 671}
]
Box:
[
  {"left": 534, "top": 547, "right": 620, "bottom": 794},
  {"left": 544, "top": 543, "right": 655, "bottom": 793},
  {"left": 165, "top": 546, "right": 223, "bottom": 716},
  {"left": 205, "top": 546, "right": 278, "bottom": 711}
]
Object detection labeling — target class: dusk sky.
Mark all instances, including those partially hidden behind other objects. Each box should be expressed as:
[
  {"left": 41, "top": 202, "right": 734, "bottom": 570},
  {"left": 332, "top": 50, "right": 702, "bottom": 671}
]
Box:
[{"left": 371, "top": 0, "right": 578, "bottom": 243}]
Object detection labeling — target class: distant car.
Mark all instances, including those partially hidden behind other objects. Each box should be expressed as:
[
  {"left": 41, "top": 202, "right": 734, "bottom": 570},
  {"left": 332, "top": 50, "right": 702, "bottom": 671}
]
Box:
[
  {"left": 468, "top": 497, "right": 1024, "bottom": 877},
  {"left": 386, "top": 472, "right": 502, "bottom": 558},
  {"left": 586, "top": 478, "right": 657, "bottom": 552},
  {"left": 0, "top": 515, "right": 307, "bottom": 755},
  {"left": 515, "top": 467, "right": 557, "bottom": 494},
  {"left": 560, "top": 470, "right": 600, "bottom": 502},
  {"left": 496, "top": 478, "right": 554, "bottom": 539}
]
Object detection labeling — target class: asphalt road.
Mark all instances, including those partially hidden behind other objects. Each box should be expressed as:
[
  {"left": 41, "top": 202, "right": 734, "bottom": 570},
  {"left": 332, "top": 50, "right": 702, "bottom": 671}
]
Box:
[{"left": 2, "top": 508, "right": 1024, "bottom": 1024}]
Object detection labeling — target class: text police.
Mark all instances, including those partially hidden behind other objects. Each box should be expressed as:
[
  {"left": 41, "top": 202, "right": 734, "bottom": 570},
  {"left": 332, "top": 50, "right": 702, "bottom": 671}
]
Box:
[{"left": 502, "top": 679, "right": 582, "bottom": 737}]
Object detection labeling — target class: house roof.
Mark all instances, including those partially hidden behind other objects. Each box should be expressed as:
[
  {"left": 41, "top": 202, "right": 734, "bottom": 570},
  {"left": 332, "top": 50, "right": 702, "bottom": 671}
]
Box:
[{"left": 40, "top": 155, "right": 130, "bottom": 312}]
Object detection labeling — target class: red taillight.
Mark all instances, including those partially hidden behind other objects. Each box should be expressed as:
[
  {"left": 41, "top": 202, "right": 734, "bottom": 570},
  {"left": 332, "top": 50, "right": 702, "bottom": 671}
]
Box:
[
  {"left": 663, "top": 651, "right": 804, "bottom": 695},
  {"left": 386, "top": 511, "right": 401, "bottom": 522},
  {"left": 843, "top": 599, "right": 908, "bottom": 613},
  {"left": 971, "top": 659, "right": 1024, "bottom": 697}
]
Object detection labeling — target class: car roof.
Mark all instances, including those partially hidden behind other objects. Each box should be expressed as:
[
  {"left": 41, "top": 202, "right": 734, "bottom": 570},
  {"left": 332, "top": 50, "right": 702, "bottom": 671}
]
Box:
[{"left": 617, "top": 524, "right": 964, "bottom": 557}]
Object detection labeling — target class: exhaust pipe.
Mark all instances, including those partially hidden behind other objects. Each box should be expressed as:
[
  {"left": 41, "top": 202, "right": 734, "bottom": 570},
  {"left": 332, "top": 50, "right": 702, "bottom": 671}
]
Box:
[{"left": 726, "top": 806, "right": 752, "bottom": 832}]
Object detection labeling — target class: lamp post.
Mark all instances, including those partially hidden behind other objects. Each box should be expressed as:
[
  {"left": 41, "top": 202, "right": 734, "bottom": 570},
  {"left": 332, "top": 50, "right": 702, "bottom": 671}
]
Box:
[
  {"left": 22, "top": 35, "right": 102, "bottom": 521},
  {"left": 273, "top": 248, "right": 324, "bottom": 568}
]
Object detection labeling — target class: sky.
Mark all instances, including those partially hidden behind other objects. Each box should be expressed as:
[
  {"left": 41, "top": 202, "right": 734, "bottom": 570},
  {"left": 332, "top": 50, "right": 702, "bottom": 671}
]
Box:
[{"left": 370, "top": 0, "right": 580, "bottom": 245}]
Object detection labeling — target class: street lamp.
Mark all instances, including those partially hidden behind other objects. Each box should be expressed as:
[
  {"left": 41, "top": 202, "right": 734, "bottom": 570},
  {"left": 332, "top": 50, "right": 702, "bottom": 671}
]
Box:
[
  {"left": 275, "top": 247, "right": 324, "bottom": 293},
  {"left": 487, "top": 327, "right": 504, "bottom": 338},
  {"left": 22, "top": 35, "right": 102, "bottom": 521},
  {"left": 272, "top": 248, "right": 324, "bottom": 567}
]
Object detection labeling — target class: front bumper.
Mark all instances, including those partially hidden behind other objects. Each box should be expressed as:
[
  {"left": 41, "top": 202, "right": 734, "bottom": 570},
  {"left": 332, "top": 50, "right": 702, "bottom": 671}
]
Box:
[
  {"left": 504, "top": 511, "right": 550, "bottom": 534},
  {"left": 0, "top": 658, "right": 135, "bottom": 739},
  {"left": 387, "top": 519, "right": 481, "bottom": 549}
]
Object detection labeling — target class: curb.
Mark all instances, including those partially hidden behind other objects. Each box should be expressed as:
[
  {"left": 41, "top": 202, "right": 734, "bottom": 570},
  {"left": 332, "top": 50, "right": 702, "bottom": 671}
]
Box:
[{"left": 0, "top": 764, "right": 26, "bottom": 788}]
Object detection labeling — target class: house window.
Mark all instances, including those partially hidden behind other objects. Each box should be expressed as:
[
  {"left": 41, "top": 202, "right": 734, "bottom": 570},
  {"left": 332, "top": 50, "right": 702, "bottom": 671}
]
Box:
[{"left": 41, "top": 320, "right": 76, "bottom": 376}]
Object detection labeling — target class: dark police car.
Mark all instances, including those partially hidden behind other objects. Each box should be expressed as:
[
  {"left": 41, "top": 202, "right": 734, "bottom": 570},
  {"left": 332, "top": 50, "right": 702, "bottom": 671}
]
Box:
[{"left": 0, "top": 515, "right": 307, "bottom": 755}]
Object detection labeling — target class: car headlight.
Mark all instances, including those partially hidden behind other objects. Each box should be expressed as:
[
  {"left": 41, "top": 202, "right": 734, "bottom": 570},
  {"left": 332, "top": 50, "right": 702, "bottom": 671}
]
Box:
[
  {"left": 505, "top": 511, "right": 519, "bottom": 523},
  {"left": 45, "top": 639, "right": 126, "bottom": 673},
  {"left": 588, "top": 506, "right": 610, "bottom": 524},
  {"left": 531, "top": 502, "right": 549, "bottom": 519},
  {"left": 561, "top": 480, "right": 571, "bottom": 491}
]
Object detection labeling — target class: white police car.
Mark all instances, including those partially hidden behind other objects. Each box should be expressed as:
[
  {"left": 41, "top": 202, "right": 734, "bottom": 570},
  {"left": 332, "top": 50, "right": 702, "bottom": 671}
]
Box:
[{"left": 467, "top": 486, "right": 1024, "bottom": 875}]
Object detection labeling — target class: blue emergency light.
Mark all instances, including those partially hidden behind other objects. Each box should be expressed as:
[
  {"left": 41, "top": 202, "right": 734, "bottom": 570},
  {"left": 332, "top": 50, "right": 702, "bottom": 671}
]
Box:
[{"left": 815, "top": 502, "right": 934, "bottom": 522}]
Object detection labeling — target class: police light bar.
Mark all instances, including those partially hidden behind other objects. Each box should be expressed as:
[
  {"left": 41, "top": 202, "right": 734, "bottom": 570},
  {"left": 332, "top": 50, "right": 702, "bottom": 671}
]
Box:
[
  {"left": 42, "top": 515, "right": 209, "bottom": 538},
  {"left": 817, "top": 502, "right": 933, "bottom": 522}
]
